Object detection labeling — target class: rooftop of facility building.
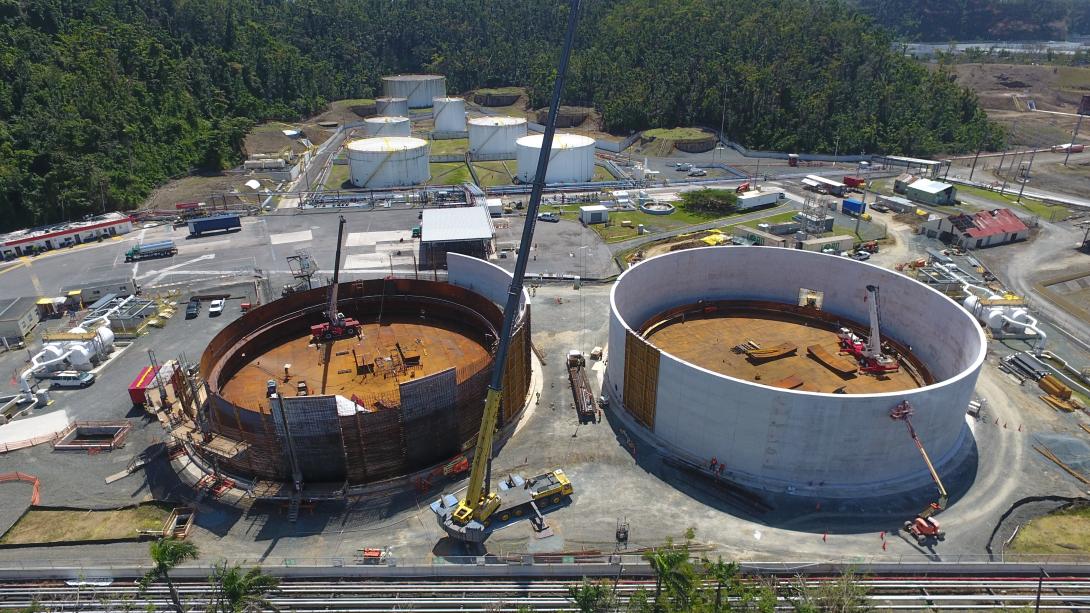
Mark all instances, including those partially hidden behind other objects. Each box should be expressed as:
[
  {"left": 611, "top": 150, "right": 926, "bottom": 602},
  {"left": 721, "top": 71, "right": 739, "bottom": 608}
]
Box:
[
  {"left": 0, "top": 296, "right": 39, "bottom": 322},
  {"left": 421, "top": 206, "right": 494, "bottom": 243},
  {"left": 0, "top": 212, "right": 132, "bottom": 247},
  {"left": 907, "top": 178, "right": 954, "bottom": 194},
  {"left": 962, "top": 208, "right": 1029, "bottom": 238}
]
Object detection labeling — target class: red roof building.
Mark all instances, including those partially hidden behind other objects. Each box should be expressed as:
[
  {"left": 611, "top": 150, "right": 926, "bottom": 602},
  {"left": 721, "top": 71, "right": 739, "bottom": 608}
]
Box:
[{"left": 921, "top": 208, "right": 1029, "bottom": 249}]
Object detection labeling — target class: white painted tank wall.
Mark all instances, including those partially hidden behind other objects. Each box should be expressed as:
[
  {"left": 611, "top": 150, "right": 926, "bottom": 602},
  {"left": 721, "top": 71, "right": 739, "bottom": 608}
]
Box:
[
  {"left": 516, "top": 134, "right": 595, "bottom": 184},
  {"left": 363, "top": 116, "right": 411, "bottom": 137},
  {"left": 606, "top": 246, "right": 986, "bottom": 497},
  {"left": 447, "top": 253, "right": 529, "bottom": 326},
  {"left": 433, "top": 98, "right": 467, "bottom": 132},
  {"left": 346, "top": 137, "right": 430, "bottom": 189},
  {"left": 468, "top": 117, "right": 527, "bottom": 158},
  {"left": 376, "top": 97, "right": 409, "bottom": 117},
  {"left": 383, "top": 75, "right": 446, "bottom": 108}
]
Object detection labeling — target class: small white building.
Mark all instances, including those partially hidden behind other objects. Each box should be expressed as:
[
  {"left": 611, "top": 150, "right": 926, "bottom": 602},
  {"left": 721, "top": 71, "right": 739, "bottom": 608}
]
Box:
[
  {"left": 579, "top": 205, "right": 609, "bottom": 225},
  {"left": 420, "top": 207, "right": 495, "bottom": 268},
  {"left": 0, "top": 212, "right": 133, "bottom": 259},
  {"left": 485, "top": 198, "right": 504, "bottom": 217}
]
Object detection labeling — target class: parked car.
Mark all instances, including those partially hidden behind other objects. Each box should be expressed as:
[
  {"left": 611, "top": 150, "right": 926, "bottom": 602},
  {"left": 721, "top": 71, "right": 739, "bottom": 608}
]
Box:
[
  {"left": 537, "top": 213, "right": 560, "bottom": 223},
  {"left": 675, "top": 163, "right": 693, "bottom": 172},
  {"left": 50, "top": 371, "right": 95, "bottom": 388},
  {"left": 208, "top": 299, "right": 226, "bottom": 316},
  {"left": 185, "top": 298, "right": 201, "bottom": 319},
  {"left": 688, "top": 168, "right": 707, "bottom": 177},
  {"left": 850, "top": 251, "right": 871, "bottom": 261}
]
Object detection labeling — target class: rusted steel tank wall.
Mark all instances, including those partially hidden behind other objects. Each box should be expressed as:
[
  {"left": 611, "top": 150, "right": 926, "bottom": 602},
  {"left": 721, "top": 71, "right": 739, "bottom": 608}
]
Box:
[{"left": 199, "top": 277, "right": 530, "bottom": 485}]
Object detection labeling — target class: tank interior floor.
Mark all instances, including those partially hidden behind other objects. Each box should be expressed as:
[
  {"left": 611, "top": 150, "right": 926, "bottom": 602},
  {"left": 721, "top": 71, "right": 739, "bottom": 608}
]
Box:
[
  {"left": 220, "top": 317, "right": 490, "bottom": 412},
  {"left": 645, "top": 312, "right": 924, "bottom": 394}
]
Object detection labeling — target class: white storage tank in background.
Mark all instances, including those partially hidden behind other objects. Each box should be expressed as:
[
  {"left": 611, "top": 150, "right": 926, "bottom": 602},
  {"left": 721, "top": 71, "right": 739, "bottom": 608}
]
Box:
[
  {"left": 376, "top": 97, "right": 409, "bottom": 117},
  {"left": 363, "top": 116, "right": 411, "bottom": 137},
  {"left": 516, "top": 133, "right": 596, "bottom": 184},
  {"left": 347, "top": 137, "right": 430, "bottom": 188},
  {"left": 382, "top": 74, "right": 446, "bottom": 108},
  {"left": 433, "top": 97, "right": 467, "bottom": 132},
  {"left": 468, "top": 116, "right": 527, "bottom": 158}
]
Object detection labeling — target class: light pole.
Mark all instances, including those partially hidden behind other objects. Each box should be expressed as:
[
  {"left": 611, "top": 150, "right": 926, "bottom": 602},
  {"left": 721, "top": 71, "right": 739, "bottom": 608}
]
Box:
[
  {"left": 833, "top": 135, "right": 841, "bottom": 167},
  {"left": 1064, "top": 113, "right": 1084, "bottom": 167}
]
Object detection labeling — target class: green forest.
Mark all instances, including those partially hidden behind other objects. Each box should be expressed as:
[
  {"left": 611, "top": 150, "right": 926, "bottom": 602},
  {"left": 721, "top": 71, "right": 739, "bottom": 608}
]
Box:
[
  {"left": 0, "top": 0, "right": 1003, "bottom": 231},
  {"left": 851, "top": 0, "right": 1090, "bottom": 42}
]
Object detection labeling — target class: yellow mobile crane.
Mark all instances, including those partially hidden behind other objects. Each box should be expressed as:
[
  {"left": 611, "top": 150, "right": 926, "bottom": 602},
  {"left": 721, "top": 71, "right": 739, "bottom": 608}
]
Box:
[{"left": 430, "top": 0, "right": 581, "bottom": 544}]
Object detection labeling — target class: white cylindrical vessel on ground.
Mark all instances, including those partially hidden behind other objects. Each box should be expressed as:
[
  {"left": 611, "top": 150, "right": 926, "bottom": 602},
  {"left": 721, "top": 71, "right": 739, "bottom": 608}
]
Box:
[
  {"left": 467, "top": 116, "right": 528, "bottom": 158},
  {"left": 363, "top": 116, "right": 411, "bottom": 137},
  {"left": 382, "top": 74, "right": 446, "bottom": 108},
  {"left": 515, "top": 133, "right": 595, "bottom": 183},
  {"left": 433, "top": 97, "right": 467, "bottom": 132},
  {"left": 346, "top": 137, "right": 430, "bottom": 188},
  {"left": 376, "top": 97, "right": 409, "bottom": 117}
]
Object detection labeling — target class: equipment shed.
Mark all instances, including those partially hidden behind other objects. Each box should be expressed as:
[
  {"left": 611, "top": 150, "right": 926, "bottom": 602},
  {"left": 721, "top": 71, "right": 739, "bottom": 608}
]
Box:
[
  {"left": 420, "top": 207, "right": 495, "bottom": 269},
  {"left": 0, "top": 296, "right": 40, "bottom": 342},
  {"left": 579, "top": 205, "right": 609, "bottom": 225},
  {"left": 906, "top": 178, "right": 957, "bottom": 206}
]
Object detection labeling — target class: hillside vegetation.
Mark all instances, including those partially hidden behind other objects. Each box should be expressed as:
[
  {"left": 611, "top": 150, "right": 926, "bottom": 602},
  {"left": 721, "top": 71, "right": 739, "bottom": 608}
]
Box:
[
  {"left": 0, "top": 0, "right": 1002, "bottom": 230},
  {"left": 851, "top": 0, "right": 1090, "bottom": 42}
]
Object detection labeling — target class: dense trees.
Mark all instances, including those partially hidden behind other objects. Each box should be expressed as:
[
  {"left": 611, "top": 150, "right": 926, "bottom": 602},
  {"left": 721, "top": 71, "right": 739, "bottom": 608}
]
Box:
[
  {"left": 0, "top": 0, "right": 1002, "bottom": 231},
  {"left": 851, "top": 0, "right": 1090, "bottom": 42}
]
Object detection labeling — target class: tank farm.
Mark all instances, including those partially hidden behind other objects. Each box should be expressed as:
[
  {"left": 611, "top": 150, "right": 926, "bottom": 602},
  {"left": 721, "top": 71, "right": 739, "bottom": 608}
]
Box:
[{"left": 190, "top": 260, "right": 531, "bottom": 498}]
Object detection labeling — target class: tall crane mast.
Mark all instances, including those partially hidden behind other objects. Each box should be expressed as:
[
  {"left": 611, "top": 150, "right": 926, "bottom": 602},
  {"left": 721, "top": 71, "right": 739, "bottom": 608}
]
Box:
[
  {"left": 864, "top": 284, "right": 884, "bottom": 360},
  {"left": 310, "top": 215, "right": 360, "bottom": 344},
  {"left": 434, "top": 0, "right": 582, "bottom": 543}
]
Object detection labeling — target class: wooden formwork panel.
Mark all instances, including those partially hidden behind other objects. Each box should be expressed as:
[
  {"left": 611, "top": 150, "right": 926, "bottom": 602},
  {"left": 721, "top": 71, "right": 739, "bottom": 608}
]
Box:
[{"left": 623, "top": 329, "right": 660, "bottom": 430}]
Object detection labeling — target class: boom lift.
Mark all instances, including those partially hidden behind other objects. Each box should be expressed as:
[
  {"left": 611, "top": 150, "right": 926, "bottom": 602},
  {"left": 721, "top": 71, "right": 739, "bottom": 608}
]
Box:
[
  {"left": 310, "top": 215, "right": 361, "bottom": 344},
  {"left": 430, "top": 0, "right": 582, "bottom": 544},
  {"left": 838, "top": 284, "right": 900, "bottom": 374},
  {"left": 890, "top": 401, "right": 948, "bottom": 545}
]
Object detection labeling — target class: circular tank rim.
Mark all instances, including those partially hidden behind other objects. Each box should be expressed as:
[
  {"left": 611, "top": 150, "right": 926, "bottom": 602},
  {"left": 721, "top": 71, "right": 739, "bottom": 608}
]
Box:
[
  {"left": 364, "top": 116, "right": 410, "bottom": 124},
  {"left": 434, "top": 97, "right": 465, "bottom": 103},
  {"left": 469, "top": 116, "right": 527, "bottom": 127},
  {"left": 517, "top": 133, "right": 595, "bottom": 149},
  {"left": 383, "top": 74, "right": 445, "bottom": 81},
  {"left": 376, "top": 96, "right": 408, "bottom": 102},
  {"left": 347, "top": 137, "right": 429, "bottom": 153},
  {"left": 609, "top": 246, "right": 987, "bottom": 399}
]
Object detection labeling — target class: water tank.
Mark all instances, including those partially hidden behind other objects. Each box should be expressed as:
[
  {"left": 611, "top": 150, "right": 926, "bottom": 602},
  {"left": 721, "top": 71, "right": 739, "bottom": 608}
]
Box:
[
  {"left": 468, "top": 116, "right": 527, "bottom": 158},
  {"left": 346, "top": 137, "right": 430, "bottom": 188},
  {"left": 376, "top": 97, "right": 409, "bottom": 117},
  {"left": 95, "top": 326, "right": 115, "bottom": 352},
  {"left": 40, "top": 344, "right": 65, "bottom": 363},
  {"left": 67, "top": 344, "right": 93, "bottom": 369},
  {"left": 363, "top": 116, "right": 411, "bottom": 137},
  {"left": 516, "top": 133, "right": 596, "bottom": 184},
  {"left": 382, "top": 74, "right": 446, "bottom": 108},
  {"left": 433, "top": 97, "right": 467, "bottom": 132},
  {"left": 962, "top": 294, "right": 980, "bottom": 315},
  {"left": 1009, "top": 308, "right": 1030, "bottom": 323}
]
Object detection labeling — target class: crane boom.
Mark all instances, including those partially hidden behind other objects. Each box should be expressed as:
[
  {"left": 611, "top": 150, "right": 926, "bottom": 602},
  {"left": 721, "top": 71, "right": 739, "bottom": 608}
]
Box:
[
  {"left": 865, "top": 284, "right": 883, "bottom": 359},
  {"left": 328, "top": 215, "right": 346, "bottom": 323},
  {"left": 449, "top": 0, "right": 582, "bottom": 529}
]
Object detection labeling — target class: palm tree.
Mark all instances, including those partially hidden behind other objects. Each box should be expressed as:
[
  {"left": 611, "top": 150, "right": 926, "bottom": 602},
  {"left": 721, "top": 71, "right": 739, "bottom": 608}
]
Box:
[
  {"left": 702, "top": 556, "right": 739, "bottom": 613},
  {"left": 643, "top": 544, "right": 693, "bottom": 611},
  {"left": 567, "top": 578, "right": 616, "bottom": 613},
  {"left": 208, "top": 562, "right": 280, "bottom": 612},
  {"left": 140, "top": 537, "right": 199, "bottom": 613}
]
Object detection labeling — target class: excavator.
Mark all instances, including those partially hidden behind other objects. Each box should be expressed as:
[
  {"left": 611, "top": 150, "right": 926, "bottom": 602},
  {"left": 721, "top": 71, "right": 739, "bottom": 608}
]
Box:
[
  {"left": 890, "top": 400, "right": 948, "bottom": 545},
  {"left": 430, "top": 0, "right": 581, "bottom": 545},
  {"left": 838, "top": 284, "right": 901, "bottom": 375},
  {"left": 309, "top": 215, "right": 361, "bottom": 344}
]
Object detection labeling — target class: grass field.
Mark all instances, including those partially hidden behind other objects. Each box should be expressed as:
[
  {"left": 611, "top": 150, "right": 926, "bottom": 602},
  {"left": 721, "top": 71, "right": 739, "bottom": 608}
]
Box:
[
  {"left": 593, "top": 166, "right": 615, "bottom": 181},
  {"left": 590, "top": 202, "right": 782, "bottom": 243},
  {"left": 476, "top": 87, "right": 523, "bottom": 96},
  {"left": 1009, "top": 504, "right": 1090, "bottom": 554},
  {"left": 1, "top": 503, "right": 171, "bottom": 544},
  {"left": 428, "top": 162, "right": 472, "bottom": 185},
  {"left": 323, "top": 164, "right": 350, "bottom": 190},
  {"left": 642, "top": 127, "right": 709, "bottom": 140},
  {"left": 957, "top": 184, "right": 1070, "bottom": 220},
  {"left": 472, "top": 161, "right": 515, "bottom": 187},
  {"left": 429, "top": 138, "right": 468, "bottom": 156}
]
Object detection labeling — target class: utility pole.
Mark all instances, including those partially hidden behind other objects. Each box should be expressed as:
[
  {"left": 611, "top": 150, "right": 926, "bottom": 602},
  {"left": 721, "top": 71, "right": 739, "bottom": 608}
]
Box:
[
  {"left": 1017, "top": 146, "right": 1037, "bottom": 204},
  {"left": 968, "top": 151, "right": 980, "bottom": 181},
  {"left": 1064, "top": 113, "right": 1084, "bottom": 167}
]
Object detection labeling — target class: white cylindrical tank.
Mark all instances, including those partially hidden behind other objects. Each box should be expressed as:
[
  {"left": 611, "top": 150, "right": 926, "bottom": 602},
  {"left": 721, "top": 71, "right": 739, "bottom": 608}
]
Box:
[
  {"left": 376, "top": 97, "right": 409, "bottom": 117},
  {"left": 433, "top": 97, "right": 467, "bottom": 132},
  {"left": 382, "top": 74, "right": 446, "bottom": 108},
  {"left": 67, "top": 344, "right": 93, "bottom": 369},
  {"left": 94, "top": 326, "right": 115, "bottom": 353},
  {"left": 984, "top": 307, "right": 1006, "bottom": 330},
  {"left": 468, "top": 116, "right": 527, "bottom": 158},
  {"left": 363, "top": 116, "right": 411, "bottom": 137},
  {"left": 515, "top": 133, "right": 596, "bottom": 184},
  {"left": 346, "top": 137, "right": 430, "bottom": 188},
  {"left": 962, "top": 294, "right": 980, "bottom": 316}
]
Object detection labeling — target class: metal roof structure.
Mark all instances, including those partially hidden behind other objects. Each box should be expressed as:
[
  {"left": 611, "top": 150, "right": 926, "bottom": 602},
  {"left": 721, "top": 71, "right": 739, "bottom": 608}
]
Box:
[
  {"left": 421, "top": 207, "right": 494, "bottom": 243},
  {"left": 0, "top": 296, "right": 38, "bottom": 323},
  {"left": 907, "top": 178, "right": 954, "bottom": 195}
]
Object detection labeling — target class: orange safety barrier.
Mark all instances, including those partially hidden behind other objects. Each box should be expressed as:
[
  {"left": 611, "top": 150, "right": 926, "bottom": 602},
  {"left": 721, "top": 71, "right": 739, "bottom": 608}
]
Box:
[{"left": 0, "top": 471, "right": 41, "bottom": 505}]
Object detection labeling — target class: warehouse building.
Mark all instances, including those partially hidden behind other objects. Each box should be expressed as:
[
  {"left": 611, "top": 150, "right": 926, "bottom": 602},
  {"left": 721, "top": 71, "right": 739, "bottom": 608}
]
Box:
[
  {"left": 0, "top": 212, "right": 133, "bottom": 259},
  {"left": 905, "top": 178, "right": 957, "bottom": 206},
  {"left": 419, "top": 207, "right": 495, "bottom": 268},
  {"left": 0, "top": 296, "right": 40, "bottom": 342},
  {"left": 920, "top": 208, "right": 1029, "bottom": 249}
]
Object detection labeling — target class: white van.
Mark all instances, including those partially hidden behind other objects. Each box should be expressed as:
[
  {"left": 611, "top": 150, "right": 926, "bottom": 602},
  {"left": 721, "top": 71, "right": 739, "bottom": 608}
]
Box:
[{"left": 51, "top": 371, "right": 95, "bottom": 388}]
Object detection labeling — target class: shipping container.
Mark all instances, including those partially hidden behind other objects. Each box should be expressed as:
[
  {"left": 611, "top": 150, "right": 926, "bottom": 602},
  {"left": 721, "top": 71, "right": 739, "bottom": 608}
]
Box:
[
  {"left": 842, "top": 176, "right": 865, "bottom": 188},
  {"left": 841, "top": 198, "right": 866, "bottom": 217},
  {"left": 188, "top": 214, "right": 241, "bottom": 237},
  {"left": 736, "top": 190, "right": 784, "bottom": 211}
]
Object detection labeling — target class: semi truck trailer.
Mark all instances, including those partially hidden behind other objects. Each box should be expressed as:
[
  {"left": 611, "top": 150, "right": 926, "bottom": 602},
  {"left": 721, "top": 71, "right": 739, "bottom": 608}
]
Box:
[
  {"left": 124, "top": 240, "right": 177, "bottom": 262},
  {"left": 187, "top": 214, "right": 241, "bottom": 237}
]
